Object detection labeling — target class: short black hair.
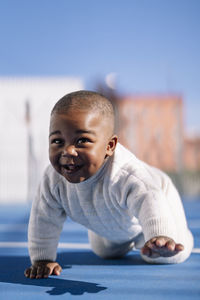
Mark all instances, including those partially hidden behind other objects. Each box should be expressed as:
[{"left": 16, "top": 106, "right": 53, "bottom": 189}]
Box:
[{"left": 51, "top": 90, "right": 115, "bottom": 134}]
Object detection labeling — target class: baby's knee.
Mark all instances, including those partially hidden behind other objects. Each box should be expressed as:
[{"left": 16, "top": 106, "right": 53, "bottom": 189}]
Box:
[
  {"left": 91, "top": 243, "right": 133, "bottom": 260},
  {"left": 89, "top": 236, "right": 124, "bottom": 259},
  {"left": 91, "top": 246, "right": 119, "bottom": 259},
  {"left": 88, "top": 230, "right": 134, "bottom": 259},
  {"left": 88, "top": 230, "right": 114, "bottom": 258}
]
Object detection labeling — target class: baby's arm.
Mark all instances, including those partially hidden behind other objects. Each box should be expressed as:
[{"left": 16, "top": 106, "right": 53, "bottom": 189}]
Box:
[
  {"left": 24, "top": 260, "right": 62, "bottom": 279},
  {"left": 25, "top": 167, "right": 67, "bottom": 278},
  {"left": 141, "top": 236, "right": 184, "bottom": 258}
]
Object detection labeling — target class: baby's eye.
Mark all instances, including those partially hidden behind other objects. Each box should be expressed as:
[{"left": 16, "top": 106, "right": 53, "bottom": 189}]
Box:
[
  {"left": 76, "top": 138, "right": 90, "bottom": 145},
  {"left": 51, "top": 138, "right": 63, "bottom": 145}
]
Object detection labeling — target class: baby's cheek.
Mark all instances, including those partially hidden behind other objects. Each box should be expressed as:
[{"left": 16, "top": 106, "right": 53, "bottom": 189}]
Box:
[
  {"left": 49, "top": 154, "right": 55, "bottom": 166},
  {"left": 49, "top": 153, "right": 60, "bottom": 169}
]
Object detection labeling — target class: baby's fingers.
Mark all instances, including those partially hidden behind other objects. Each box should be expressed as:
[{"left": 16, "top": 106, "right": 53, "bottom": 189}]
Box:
[
  {"left": 175, "top": 243, "right": 184, "bottom": 252},
  {"left": 43, "top": 263, "right": 62, "bottom": 278},
  {"left": 36, "top": 264, "right": 59, "bottom": 278},
  {"left": 24, "top": 267, "right": 31, "bottom": 278},
  {"left": 52, "top": 264, "right": 62, "bottom": 276},
  {"left": 43, "top": 266, "right": 51, "bottom": 278},
  {"left": 29, "top": 266, "right": 37, "bottom": 279},
  {"left": 155, "top": 237, "right": 170, "bottom": 248},
  {"left": 36, "top": 265, "right": 49, "bottom": 279},
  {"left": 165, "top": 240, "right": 176, "bottom": 251},
  {"left": 141, "top": 245, "right": 151, "bottom": 256},
  {"left": 24, "top": 266, "right": 48, "bottom": 279},
  {"left": 141, "top": 245, "right": 160, "bottom": 258}
]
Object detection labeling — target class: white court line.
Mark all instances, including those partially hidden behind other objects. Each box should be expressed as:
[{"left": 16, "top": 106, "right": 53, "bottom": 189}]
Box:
[
  {"left": 192, "top": 248, "right": 200, "bottom": 254},
  {"left": 0, "top": 242, "right": 199, "bottom": 253},
  {"left": 0, "top": 242, "right": 91, "bottom": 249},
  {"left": 0, "top": 223, "right": 85, "bottom": 232}
]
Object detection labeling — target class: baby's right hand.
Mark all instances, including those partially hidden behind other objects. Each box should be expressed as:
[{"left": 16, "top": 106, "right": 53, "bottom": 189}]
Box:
[{"left": 24, "top": 260, "right": 62, "bottom": 279}]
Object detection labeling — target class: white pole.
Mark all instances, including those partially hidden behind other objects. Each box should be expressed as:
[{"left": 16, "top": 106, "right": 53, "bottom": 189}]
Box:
[{"left": 25, "top": 99, "right": 36, "bottom": 202}]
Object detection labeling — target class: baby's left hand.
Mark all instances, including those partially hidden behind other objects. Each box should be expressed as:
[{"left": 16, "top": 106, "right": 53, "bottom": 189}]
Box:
[{"left": 141, "top": 236, "right": 184, "bottom": 258}]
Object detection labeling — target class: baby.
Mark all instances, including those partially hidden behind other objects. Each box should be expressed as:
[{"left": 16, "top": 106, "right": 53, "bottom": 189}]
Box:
[{"left": 25, "top": 90, "right": 193, "bottom": 279}]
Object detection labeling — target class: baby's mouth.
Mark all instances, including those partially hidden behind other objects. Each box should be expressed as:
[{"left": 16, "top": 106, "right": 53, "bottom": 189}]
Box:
[{"left": 61, "top": 164, "right": 83, "bottom": 174}]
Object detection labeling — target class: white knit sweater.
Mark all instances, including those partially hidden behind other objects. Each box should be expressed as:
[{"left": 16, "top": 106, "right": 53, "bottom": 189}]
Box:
[{"left": 28, "top": 143, "right": 193, "bottom": 263}]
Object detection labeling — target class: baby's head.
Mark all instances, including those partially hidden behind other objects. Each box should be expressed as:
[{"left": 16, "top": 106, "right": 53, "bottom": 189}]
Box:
[{"left": 49, "top": 90, "right": 118, "bottom": 183}]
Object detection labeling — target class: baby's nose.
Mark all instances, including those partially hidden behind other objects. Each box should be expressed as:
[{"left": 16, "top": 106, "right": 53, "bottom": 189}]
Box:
[{"left": 62, "top": 145, "right": 78, "bottom": 156}]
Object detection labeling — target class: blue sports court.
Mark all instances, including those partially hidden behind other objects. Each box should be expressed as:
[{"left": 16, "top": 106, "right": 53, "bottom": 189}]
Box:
[{"left": 0, "top": 198, "right": 199, "bottom": 300}]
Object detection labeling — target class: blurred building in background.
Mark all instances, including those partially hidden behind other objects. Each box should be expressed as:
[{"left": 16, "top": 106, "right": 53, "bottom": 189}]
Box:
[
  {"left": 117, "top": 93, "right": 200, "bottom": 197},
  {"left": 118, "top": 94, "right": 183, "bottom": 172},
  {"left": 0, "top": 77, "right": 83, "bottom": 203},
  {"left": 184, "top": 136, "right": 200, "bottom": 171}
]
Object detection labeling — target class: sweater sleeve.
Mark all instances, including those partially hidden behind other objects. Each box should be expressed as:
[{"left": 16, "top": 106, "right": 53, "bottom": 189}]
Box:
[
  {"left": 28, "top": 170, "right": 67, "bottom": 264},
  {"left": 126, "top": 174, "right": 178, "bottom": 243}
]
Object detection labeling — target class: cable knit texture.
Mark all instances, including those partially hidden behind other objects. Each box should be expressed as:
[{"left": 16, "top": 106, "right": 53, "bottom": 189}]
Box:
[{"left": 28, "top": 143, "right": 193, "bottom": 264}]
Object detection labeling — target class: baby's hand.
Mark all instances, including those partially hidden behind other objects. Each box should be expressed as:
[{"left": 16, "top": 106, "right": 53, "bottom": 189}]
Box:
[
  {"left": 141, "top": 236, "right": 184, "bottom": 258},
  {"left": 24, "top": 260, "right": 62, "bottom": 279}
]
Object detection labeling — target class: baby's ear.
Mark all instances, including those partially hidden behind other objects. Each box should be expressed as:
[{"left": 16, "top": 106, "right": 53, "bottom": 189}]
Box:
[{"left": 106, "top": 135, "right": 118, "bottom": 157}]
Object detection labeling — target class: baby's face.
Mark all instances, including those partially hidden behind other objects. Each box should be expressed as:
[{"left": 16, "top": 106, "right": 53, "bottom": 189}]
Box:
[{"left": 49, "top": 109, "right": 117, "bottom": 183}]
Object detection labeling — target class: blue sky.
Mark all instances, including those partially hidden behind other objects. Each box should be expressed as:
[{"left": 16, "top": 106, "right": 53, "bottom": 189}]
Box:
[{"left": 0, "top": 0, "right": 200, "bottom": 134}]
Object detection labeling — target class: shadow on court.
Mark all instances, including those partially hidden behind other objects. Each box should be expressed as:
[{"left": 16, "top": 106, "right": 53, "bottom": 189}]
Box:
[
  {"left": 57, "top": 250, "right": 146, "bottom": 266},
  {"left": 0, "top": 251, "right": 144, "bottom": 296}
]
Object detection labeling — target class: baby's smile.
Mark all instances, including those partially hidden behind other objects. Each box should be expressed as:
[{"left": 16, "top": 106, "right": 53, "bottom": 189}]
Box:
[{"left": 60, "top": 163, "right": 84, "bottom": 174}]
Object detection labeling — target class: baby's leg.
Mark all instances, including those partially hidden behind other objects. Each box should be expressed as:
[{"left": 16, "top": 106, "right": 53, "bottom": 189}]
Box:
[{"left": 88, "top": 230, "right": 134, "bottom": 259}]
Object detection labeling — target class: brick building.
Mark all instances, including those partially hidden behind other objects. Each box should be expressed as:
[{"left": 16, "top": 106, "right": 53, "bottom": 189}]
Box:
[
  {"left": 183, "top": 136, "right": 200, "bottom": 171},
  {"left": 118, "top": 94, "right": 184, "bottom": 172}
]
